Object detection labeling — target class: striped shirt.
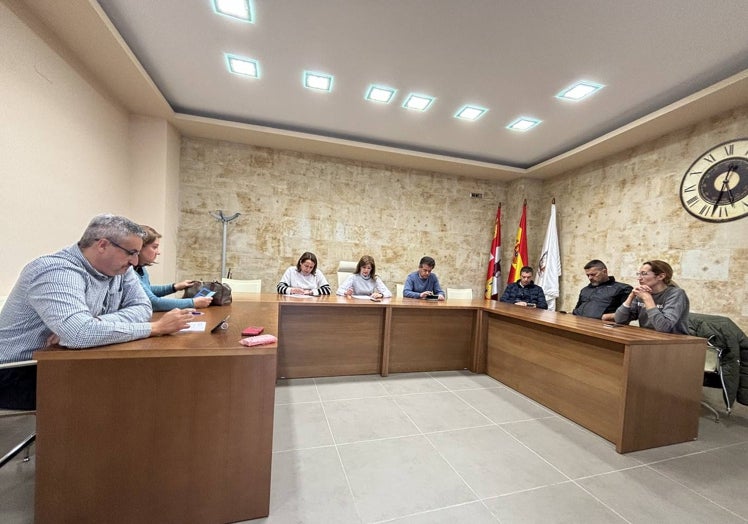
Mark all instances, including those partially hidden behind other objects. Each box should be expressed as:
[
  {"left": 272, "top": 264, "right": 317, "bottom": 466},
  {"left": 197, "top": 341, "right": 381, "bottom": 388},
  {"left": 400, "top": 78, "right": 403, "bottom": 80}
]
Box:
[
  {"left": 0, "top": 244, "right": 153, "bottom": 363},
  {"left": 276, "top": 266, "right": 331, "bottom": 295}
]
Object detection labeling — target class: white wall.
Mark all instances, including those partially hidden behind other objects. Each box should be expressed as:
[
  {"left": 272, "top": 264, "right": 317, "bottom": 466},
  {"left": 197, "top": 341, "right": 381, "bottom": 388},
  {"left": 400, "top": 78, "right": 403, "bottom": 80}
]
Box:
[{"left": 0, "top": 2, "right": 133, "bottom": 293}]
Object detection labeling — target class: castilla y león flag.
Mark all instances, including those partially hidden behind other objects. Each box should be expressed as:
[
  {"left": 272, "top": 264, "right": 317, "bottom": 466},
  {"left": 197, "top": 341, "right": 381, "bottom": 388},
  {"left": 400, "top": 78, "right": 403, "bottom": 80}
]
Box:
[{"left": 484, "top": 205, "right": 501, "bottom": 299}]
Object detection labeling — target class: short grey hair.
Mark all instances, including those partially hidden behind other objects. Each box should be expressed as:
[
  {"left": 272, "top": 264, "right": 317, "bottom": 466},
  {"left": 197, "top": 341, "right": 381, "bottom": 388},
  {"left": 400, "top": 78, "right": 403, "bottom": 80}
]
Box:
[{"left": 78, "top": 214, "right": 146, "bottom": 248}]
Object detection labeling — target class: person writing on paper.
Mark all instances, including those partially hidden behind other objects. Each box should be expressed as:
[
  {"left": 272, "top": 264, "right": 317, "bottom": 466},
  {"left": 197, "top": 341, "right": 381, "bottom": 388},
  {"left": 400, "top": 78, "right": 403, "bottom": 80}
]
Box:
[
  {"left": 0, "top": 214, "right": 194, "bottom": 410},
  {"left": 403, "top": 256, "right": 445, "bottom": 300},
  {"left": 500, "top": 266, "right": 548, "bottom": 309},
  {"left": 135, "top": 225, "right": 212, "bottom": 311},
  {"left": 277, "top": 252, "right": 332, "bottom": 296},
  {"left": 336, "top": 255, "right": 392, "bottom": 299},
  {"left": 613, "top": 260, "right": 689, "bottom": 334}
]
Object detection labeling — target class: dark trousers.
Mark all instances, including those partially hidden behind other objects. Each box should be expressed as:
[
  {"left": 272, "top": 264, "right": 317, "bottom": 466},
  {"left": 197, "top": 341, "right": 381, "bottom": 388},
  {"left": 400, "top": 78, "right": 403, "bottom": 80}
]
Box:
[{"left": 0, "top": 366, "right": 37, "bottom": 410}]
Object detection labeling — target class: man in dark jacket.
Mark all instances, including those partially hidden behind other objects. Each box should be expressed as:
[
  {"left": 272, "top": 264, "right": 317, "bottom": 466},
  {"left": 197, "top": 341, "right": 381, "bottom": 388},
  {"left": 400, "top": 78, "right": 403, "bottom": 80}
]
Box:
[
  {"left": 500, "top": 266, "right": 548, "bottom": 309},
  {"left": 573, "top": 259, "right": 632, "bottom": 321}
]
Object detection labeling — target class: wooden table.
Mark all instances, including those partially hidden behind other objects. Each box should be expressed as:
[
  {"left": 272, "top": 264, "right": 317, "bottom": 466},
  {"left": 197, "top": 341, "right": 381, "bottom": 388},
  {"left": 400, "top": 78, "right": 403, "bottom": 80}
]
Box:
[{"left": 33, "top": 301, "right": 278, "bottom": 524}]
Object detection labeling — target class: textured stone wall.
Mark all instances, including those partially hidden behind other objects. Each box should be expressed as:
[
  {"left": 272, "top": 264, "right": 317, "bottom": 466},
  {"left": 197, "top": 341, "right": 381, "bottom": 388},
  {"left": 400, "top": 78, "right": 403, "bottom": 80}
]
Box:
[
  {"left": 178, "top": 139, "right": 506, "bottom": 297},
  {"left": 178, "top": 104, "right": 747, "bottom": 332}
]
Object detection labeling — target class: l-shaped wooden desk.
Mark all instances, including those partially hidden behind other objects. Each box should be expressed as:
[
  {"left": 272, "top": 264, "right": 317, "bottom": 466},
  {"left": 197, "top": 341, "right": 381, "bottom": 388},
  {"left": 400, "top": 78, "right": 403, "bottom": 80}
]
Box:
[{"left": 33, "top": 295, "right": 706, "bottom": 523}]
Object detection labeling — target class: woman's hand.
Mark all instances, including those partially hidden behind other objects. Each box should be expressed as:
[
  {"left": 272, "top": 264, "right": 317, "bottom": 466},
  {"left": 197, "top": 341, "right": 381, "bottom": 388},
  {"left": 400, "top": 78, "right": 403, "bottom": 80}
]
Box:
[
  {"left": 174, "top": 280, "right": 197, "bottom": 291},
  {"left": 193, "top": 296, "right": 213, "bottom": 308}
]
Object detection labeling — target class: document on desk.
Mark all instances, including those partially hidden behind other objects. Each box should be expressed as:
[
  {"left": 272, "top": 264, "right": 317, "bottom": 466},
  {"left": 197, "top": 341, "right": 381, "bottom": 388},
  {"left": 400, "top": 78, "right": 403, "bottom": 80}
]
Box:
[
  {"left": 287, "top": 294, "right": 316, "bottom": 298},
  {"left": 351, "top": 295, "right": 373, "bottom": 300},
  {"left": 180, "top": 321, "right": 206, "bottom": 332}
]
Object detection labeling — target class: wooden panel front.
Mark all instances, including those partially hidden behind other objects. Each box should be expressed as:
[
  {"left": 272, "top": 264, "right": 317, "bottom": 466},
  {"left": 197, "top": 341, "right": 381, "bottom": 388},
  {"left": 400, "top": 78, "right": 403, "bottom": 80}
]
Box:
[
  {"left": 35, "top": 351, "right": 276, "bottom": 524},
  {"left": 277, "top": 304, "right": 385, "bottom": 378},
  {"left": 485, "top": 315, "right": 624, "bottom": 444},
  {"left": 389, "top": 308, "right": 475, "bottom": 372}
]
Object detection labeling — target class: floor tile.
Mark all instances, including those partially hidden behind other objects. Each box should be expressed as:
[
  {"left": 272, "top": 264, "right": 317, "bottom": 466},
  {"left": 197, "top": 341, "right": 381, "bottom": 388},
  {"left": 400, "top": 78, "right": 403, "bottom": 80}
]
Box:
[
  {"left": 393, "top": 391, "right": 492, "bottom": 433},
  {"left": 274, "top": 378, "right": 320, "bottom": 404},
  {"left": 249, "top": 447, "right": 360, "bottom": 524},
  {"left": 338, "top": 435, "right": 476, "bottom": 522},
  {"left": 483, "top": 481, "right": 626, "bottom": 524},
  {"left": 272, "top": 402, "right": 333, "bottom": 452},
  {"left": 501, "top": 417, "right": 641, "bottom": 478},
  {"left": 649, "top": 442, "right": 748, "bottom": 518},
  {"left": 323, "top": 397, "right": 419, "bottom": 444},
  {"left": 384, "top": 501, "right": 498, "bottom": 523},
  {"left": 314, "top": 375, "right": 389, "bottom": 401},
  {"left": 428, "top": 370, "right": 505, "bottom": 391},
  {"left": 427, "top": 425, "right": 567, "bottom": 498},
  {"left": 455, "top": 387, "right": 555, "bottom": 424},
  {"left": 577, "top": 465, "right": 746, "bottom": 523},
  {"left": 379, "top": 372, "right": 448, "bottom": 395}
]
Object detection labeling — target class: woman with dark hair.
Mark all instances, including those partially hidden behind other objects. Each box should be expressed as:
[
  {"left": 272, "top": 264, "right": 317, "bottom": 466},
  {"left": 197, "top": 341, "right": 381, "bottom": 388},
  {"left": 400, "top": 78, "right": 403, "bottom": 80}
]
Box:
[
  {"left": 277, "top": 252, "right": 331, "bottom": 296},
  {"left": 135, "top": 225, "right": 212, "bottom": 311},
  {"left": 336, "top": 255, "right": 392, "bottom": 299},
  {"left": 613, "top": 259, "right": 689, "bottom": 334}
]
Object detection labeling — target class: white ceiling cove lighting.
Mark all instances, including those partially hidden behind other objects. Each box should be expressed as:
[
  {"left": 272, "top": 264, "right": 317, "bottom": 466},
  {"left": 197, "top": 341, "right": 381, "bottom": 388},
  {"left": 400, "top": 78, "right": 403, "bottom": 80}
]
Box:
[
  {"left": 303, "top": 71, "right": 334, "bottom": 92},
  {"left": 365, "top": 85, "right": 397, "bottom": 103},
  {"left": 556, "top": 81, "right": 604, "bottom": 101},
  {"left": 226, "top": 54, "right": 259, "bottom": 78},
  {"left": 506, "top": 117, "right": 541, "bottom": 132},
  {"left": 402, "top": 93, "right": 434, "bottom": 111},
  {"left": 454, "top": 105, "right": 487, "bottom": 121},
  {"left": 213, "top": 0, "right": 254, "bottom": 22}
]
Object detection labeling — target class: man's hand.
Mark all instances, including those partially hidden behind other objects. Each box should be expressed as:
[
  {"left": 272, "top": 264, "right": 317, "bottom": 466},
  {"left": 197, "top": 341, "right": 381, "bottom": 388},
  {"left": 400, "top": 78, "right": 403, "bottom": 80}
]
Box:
[{"left": 150, "top": 308, "right": 194, "bottom": 336}]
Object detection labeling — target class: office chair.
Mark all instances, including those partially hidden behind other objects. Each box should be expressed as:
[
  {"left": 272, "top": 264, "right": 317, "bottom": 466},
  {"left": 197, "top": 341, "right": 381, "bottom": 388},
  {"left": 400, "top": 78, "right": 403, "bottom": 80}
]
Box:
[
  {"left": 702, "top": 336, "right": 732, "bottom": 422},
  {"left": 446, "top": 288, "right": 473, "bottom": 300},
  {"left": 222, "top": 278, "right": 261, "bottom": 294},
  {"left": 0, "top": 359, "right": 37, "bottom": 468},
  {"left": 395, "top": 284, "right": 405, "bottom": 298},
  {"left": 337, "top": 261, "right": 357, "bottom": 289}
]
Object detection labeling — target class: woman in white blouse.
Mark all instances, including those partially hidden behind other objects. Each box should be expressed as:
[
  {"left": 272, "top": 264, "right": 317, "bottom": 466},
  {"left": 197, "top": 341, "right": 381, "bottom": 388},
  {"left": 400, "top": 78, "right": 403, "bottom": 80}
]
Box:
[
  {"left": 336, "top": 255, "right": 392, "bottom": 299},
  {"left": 277, "top": 252, "right": 332, "bottom": 296}
]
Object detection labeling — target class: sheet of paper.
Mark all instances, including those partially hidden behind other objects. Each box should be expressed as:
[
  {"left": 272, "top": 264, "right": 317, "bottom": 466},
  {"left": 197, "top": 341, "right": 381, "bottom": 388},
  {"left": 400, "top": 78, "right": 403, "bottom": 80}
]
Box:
[
  {"left": 287, "top": 293, "right": 316, "bottom": 298},
  {"left": 180, "top": 321, "right": 206, "bottom": 332},
  {"left": 351, "top": 295, "right": 373, "bottom": 300}
]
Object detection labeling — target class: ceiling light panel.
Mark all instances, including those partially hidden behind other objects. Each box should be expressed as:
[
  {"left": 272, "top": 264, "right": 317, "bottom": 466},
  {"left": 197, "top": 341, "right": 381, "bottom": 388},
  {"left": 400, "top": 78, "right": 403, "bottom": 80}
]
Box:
[
  {"left": 556, "top": 81, "right": 604, "bottom": 101},
  {"left": 402, "top": 93, "right": 435, "bottom": 111},
  {"left": 454, "top": 105, "right": 488, "bottom": 121},
  {"left": 304, "top": 71, "right": 334, "bottom": 92},
  {"left": 506, "top": 117, "right": 542, "bottom": 132},
  {"left": 365, "top": 85, "right": 397, "bottom": 104},
  {"left": 213, "top": 0, "right": 254, "bottom": 22},
  {"left": 226, "top": 54, "right": 259, "bottom": 78}
]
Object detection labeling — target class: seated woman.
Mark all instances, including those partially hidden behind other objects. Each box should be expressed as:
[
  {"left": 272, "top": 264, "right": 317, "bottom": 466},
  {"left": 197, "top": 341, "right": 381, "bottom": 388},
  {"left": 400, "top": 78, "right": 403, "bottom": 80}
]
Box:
[
  {"left": 135, "top": 226, "right": 212, "bottom": 311},
  {"left": 613, "top": 259, "right": 689, "bottom": 334},
  {"left": 336, "top": 255, "right": 392, "bottom": 299},
  {"left": 277, "top": 252, "right": 332, "bottom": 296}
]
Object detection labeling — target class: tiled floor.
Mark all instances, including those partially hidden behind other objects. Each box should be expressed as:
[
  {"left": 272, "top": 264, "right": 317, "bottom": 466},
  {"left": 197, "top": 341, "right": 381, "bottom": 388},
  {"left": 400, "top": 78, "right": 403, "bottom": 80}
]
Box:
[{"left": 2, "top": 372, "right": 747, "bottom": 524}]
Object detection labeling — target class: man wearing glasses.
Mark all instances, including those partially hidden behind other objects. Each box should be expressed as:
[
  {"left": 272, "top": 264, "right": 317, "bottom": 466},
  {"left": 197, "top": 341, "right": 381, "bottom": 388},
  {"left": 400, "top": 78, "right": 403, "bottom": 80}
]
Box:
[
  {"left": 572, "top": 259, "right": 632, "bottom": 321},
  {"left": 0, "top": 214, "right": 194, "bottom": 410}
]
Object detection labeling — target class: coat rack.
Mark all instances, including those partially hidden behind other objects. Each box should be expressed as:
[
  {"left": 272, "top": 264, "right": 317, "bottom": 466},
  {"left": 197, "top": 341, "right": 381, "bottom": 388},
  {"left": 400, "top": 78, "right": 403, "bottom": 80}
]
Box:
[{"left": 209, "top": 210, "right": 241, "bottom": 279}]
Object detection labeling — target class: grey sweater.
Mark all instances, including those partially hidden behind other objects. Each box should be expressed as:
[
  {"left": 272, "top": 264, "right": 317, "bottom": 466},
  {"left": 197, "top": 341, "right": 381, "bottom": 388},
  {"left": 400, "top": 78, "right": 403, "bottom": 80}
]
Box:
[{"left": 614, "top": 285, "right": 690, "bottom": 334}]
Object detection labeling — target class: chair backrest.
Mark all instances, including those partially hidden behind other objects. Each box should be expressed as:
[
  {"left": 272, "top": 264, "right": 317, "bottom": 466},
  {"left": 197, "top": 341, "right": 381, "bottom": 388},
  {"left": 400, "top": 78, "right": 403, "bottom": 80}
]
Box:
[
  {"left": 221, "top": 278, "right": 261, "bottom": 294},
  {"left": 0, "top": 296, "right": 6, "bottom": 313},
  {"left": 447, "top": 288, "right": 473, "bottom": 300},
  {"left": 337, "top": 261, "right": 357, "bottom": 289},
  {"left": 395, "top": 284, "right": 405, "bottom": 298}
]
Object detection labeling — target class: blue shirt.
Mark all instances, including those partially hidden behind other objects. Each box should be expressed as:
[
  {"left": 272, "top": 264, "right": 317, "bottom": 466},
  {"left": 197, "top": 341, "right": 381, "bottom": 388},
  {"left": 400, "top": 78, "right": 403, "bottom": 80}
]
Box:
[
  {"left": 136, "top": 266, "right": 196, "bottom": 311},
  {"left": 0, "top": 244, "right": 153, "bottom": 363},
  {"left": 403, "top": 271, "right": 444, "bottom": 299}
]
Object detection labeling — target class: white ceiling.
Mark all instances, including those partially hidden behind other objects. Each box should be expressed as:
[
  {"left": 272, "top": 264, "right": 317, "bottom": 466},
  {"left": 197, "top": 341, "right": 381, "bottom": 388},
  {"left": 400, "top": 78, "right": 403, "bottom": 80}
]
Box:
[{"left": 17, "top": 0, "right": 748, "bottom": 180}]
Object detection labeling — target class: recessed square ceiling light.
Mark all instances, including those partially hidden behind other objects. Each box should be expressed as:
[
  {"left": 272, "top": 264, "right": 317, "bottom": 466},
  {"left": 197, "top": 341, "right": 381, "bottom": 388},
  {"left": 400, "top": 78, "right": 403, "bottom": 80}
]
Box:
[
  {"left": 556, "top": 81, "right": 604, "bottom": 101},
  {"left": 226, "top": 54, "right": 259, "bottom": 78},
  {"left": 365, "top": 85, "right": 397, "bottom": 103},
  {"left": 213, "top": 0, "right": 254, "bottom": 22},
  {"left": 304, "top": 71, "right": 334, "bottom": 92},
  {"left": 506, "top": 117, "right": 542, "bottom": 132},
  {"left": 402, "top": 93, "right": 435, "bottom": 111},
  {"left": 454, "top": 105, "right": 488, "bottom": 121}
]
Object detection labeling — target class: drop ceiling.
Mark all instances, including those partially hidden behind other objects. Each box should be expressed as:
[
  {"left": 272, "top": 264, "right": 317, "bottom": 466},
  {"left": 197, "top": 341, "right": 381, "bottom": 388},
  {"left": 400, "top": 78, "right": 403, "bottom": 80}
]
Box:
[{"left": 17, "top": 0, "right": 748, "bottom": 180}]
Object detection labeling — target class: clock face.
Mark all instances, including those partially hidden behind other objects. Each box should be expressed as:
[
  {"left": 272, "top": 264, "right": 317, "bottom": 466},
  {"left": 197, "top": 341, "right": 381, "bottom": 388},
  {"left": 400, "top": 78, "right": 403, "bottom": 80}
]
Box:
[{"left": 680, "top": 138, "right": 748, "bottom": 223}]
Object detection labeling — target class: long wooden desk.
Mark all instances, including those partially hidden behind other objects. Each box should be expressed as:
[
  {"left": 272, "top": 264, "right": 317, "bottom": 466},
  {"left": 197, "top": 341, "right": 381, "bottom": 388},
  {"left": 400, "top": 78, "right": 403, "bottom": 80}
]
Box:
[
  {"left": 32, "top": 294, "right": 706, "bottom": 522},
  {"left": 33, "top": 301, "right": 278, "bottom": 524}
]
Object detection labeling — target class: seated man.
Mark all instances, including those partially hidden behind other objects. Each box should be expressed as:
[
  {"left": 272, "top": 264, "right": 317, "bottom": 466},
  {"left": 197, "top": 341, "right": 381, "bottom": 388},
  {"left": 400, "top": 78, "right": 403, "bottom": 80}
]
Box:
[
  {"left": 500, "top": 266, "right": 548, "bottom": 309},
  {"left": 572, "top": 259, "right": 632, "bottom": 321},
  {"left": 0, "top": 214, "right": 194, "bottom": 410},
  {"left": 403, "top": 256, "right": 445, "bottom": 300}
]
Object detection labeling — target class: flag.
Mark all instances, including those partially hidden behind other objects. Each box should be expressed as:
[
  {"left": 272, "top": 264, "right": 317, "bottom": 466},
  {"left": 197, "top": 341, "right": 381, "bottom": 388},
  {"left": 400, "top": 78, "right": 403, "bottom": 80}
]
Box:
[
  {"left": 507, "top": 202, "right": 528, "bottom": 284},
  {"left": 536, "top": 202, "right": 562, "bottom": 311},
  {"left": 484, "top": 205, "right": 501, "bottom": 299}
]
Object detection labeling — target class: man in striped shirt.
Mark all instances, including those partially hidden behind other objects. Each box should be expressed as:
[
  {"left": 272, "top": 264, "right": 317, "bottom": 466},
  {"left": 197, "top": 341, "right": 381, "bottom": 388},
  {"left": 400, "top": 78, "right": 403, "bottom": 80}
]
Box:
[{"left": 0, "top": 215, "right": 194, "bottom": 410}]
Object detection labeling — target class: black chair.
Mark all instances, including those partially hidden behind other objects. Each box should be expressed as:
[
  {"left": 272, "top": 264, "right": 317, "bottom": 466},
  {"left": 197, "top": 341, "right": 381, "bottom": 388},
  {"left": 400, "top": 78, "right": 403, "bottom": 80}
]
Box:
[
  {"left": 0, "top": 360, "right": 37, "bottom": 468},
  {"left": 702, "top": 336, "right": 731, "bottom": 422}
]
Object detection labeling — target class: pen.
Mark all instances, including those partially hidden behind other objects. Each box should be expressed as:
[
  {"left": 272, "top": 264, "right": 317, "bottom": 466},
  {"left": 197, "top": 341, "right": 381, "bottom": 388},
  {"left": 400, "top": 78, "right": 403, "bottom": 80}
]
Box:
[{"left": 191, "top": 311, "right": 204, "bottom": 315}]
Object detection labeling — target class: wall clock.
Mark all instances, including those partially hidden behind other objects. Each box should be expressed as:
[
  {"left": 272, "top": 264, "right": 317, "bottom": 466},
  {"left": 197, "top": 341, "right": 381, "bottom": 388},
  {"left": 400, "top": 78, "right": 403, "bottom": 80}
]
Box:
[{"left": 680, "top": 138, "right": 748, "bottom": 223}]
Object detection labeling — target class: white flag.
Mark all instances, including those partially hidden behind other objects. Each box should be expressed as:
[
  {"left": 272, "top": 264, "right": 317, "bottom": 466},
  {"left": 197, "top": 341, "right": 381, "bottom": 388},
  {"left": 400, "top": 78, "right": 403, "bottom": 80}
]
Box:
[{"left": 536, "top": 203, "right": 561, "bottom": 311}]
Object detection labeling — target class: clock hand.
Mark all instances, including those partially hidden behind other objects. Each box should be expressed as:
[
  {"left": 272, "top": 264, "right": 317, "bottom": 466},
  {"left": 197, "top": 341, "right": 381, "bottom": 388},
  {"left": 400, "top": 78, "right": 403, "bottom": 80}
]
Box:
[{"left": 712, "top": 165, "right": 733, "bottom": 215}]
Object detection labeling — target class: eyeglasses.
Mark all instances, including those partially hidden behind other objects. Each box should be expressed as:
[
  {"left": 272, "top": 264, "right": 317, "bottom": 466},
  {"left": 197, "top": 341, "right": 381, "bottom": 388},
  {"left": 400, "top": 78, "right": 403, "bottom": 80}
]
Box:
[
  {"left": 106, "top": 238, "right": 140, "bottom": 257},
  {"left": 634, "top": 271, "right": 653, "bottom": 278}
]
